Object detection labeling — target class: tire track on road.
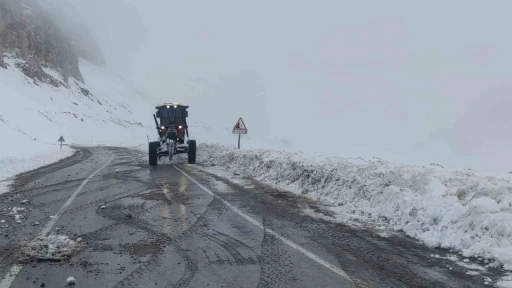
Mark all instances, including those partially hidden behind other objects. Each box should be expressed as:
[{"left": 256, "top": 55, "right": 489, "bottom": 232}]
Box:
[
  {"left": 63, "top": 184, "right": 147, "bottom": 215},
  {"left": 256, "top": 220, "right": 294, "bottom": 288},
  {"left": 106, "top": 196, "right": 232, "bottom": 288},
  {"left": 101, "top": 195, "right": 219, "bottom": 288},
  {"left": 0, "top": 149, "right": 112, "bottom": 288},
  {"left": 203, "top": 230, "right": 260, "bottom": 266}
]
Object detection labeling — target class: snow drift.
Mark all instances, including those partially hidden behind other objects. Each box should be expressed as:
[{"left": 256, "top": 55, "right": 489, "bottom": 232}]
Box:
[{"left": 197, "top": 143, "right": 512, "bottom": 269}]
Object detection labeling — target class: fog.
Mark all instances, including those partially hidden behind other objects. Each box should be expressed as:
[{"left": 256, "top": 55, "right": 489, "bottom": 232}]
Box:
[{"left": 37, "top": 0, "right": 512, "bottom": 172}]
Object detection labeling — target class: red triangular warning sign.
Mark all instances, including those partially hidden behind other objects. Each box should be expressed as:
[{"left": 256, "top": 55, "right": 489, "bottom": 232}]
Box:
[
  {"left": 233, "top": 117, "right": 247, "bottom": 130},
  {"left": 232, "top": 117, "right": 248, "bottom": 134}
]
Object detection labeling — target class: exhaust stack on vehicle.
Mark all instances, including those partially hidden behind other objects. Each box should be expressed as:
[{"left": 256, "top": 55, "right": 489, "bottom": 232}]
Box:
[{"left": 153, "top": 114, "right": 161, "bottom": 137}]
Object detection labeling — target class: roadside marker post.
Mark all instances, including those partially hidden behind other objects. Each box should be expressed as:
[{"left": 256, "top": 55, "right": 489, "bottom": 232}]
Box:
[{"left": 232, "top": 117, "right": 248, "bottom": 149}]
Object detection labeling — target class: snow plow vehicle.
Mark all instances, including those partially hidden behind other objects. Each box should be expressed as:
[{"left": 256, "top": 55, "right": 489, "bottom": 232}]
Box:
[{"left": 149, "top": 103, "right": 196, "bottom": 166}]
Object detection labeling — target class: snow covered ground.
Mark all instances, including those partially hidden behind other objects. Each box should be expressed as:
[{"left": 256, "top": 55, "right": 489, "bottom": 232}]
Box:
[
  {"left": 0, "top": 55, "right": 156, "bottom": 150},
  {"left": 0, "top": 54, "right": 159, "bottom": 193},
  {"left": 195, "top": 143, "right": 512, "bottom": 282},
  {"left": 0, "top": 147, "right": 74, "bottom": 193}
]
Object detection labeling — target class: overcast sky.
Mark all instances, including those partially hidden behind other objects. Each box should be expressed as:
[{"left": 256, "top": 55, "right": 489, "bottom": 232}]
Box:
[{"left": 38, "top": 0, "right": 512, "bottom": 172}]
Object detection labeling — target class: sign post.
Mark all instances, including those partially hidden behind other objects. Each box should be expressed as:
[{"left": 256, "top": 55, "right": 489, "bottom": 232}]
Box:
[
  {"left": 232, "top": 117, "right": 248, "bottom": 149},
  {"left": 58, "top": 136, "right": 65, "bottom": 149}
]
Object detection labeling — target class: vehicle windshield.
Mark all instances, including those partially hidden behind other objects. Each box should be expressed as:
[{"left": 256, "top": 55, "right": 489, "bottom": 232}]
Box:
[{"left": 158, "top": 107, "right": 185, "bottom": 126}]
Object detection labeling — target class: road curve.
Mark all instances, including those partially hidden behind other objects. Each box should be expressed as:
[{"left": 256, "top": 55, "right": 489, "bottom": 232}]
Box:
[{"left": 0, "top": 147, "right": 501, "bottom": 287}]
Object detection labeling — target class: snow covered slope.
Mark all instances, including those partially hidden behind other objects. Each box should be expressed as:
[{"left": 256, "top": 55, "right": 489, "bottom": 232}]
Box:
[
  {"left": 0, "top": 55, "right": 157, "bottom": 192},
  {"left": 0, "top": 56, "right": 156, "bottom": 150},
  {"left": 0, "top": 52, "right": 288, "bottom": 193},
  {"left": 197, "top": 143, "right": 512, "bottom": 272}
]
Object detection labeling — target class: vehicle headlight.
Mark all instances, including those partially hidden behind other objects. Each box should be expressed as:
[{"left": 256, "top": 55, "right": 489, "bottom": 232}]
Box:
[
  {"left": 179, "top": 125, "right": 183, "bottom": 129},
  {"left": 161, "top": 126, "right": 165, "bottom": 129},
  {"left": 174, "top": 105, "right": 177, "bottom": 108}
]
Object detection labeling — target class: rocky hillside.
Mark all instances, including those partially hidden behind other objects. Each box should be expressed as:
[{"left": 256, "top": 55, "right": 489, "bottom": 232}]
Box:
[{"left": 0, "top": 0, "right": 83, "bottom": 83}]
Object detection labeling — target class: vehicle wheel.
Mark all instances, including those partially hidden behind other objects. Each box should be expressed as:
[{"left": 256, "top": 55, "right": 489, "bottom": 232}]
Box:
[
  {"left": 188, "top": 140, "right": 196, "bottom": 164},
  {"left": 149, "top": 141, "right": 159, "bottom": 166}
]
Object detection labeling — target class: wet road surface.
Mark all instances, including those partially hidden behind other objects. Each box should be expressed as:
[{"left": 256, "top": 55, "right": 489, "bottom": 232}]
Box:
[{"left": 0, "top": 147, "right": 504, "bottom": 287}]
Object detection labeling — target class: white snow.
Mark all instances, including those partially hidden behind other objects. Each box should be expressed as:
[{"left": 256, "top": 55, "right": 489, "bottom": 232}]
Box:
[
  {"left": 17, "top": 235, "right": 84, "bottom": 261},
  {"left": 44, "top": 235, "right": 80, "bottom": 256},
  {"left": 436, "top": 254, "right": 489, "bottom": 274},
  {"left": 41, "top": 67, "right": 63, "bottom": 82},
  {"left": 0, "top": 56, "right": 157, "bottom": 193},
  {"left": 66, "top": 276, "right": 76, "bottom": 285},
  {"left": 458, "top": 261, "right": 487, "bottom": 271},
  {"left": 14, "top": 214, "right": 23, "bottom": 223},
  {"left": 498, "top": 275, "right": 512, "bottom": 288},
  {"left": 0, "top": 148, "right": 74, "bottom": 194},
  {"left": 9, "top": 207, "right": 26, "bottom": 214},
  {"left": 197, "top": 143, "right": 512, "bottom": 271},
  {"left": 9, "top": 206, "right": 27, "bottom": 223}
]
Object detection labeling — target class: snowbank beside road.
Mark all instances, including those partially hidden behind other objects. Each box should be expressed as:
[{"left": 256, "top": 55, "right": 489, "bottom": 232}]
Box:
[
  {"left": 0, "top": 147, "right": 74, "bottom": 194},
  {"left": 197, "top": 143, "right": 512, "bottom": 269}
]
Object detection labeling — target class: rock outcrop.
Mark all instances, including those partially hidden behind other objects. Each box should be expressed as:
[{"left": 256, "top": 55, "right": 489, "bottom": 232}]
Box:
[{"left": 0, "top": 0, "right": 84, "bottom": 83}]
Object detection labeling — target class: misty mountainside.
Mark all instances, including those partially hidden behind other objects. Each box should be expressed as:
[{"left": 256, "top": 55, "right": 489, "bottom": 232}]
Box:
[
  {"left": 0, "top": 0, "right": 283, "bottom": 160},
  {"left": 0, "top": 32, "right": 155, "bottom": 191},
  {"left": 0, "top": 55, "right": 157, "bottom": 157},
  {"left": 0, "top": 0, "right": 105, "bottom": 84},
  {"left": 0, "top": 0, "right": 164, "bottom": 158}
]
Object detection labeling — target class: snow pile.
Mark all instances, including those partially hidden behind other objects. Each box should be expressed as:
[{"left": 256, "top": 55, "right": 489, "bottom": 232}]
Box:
[
  {"left": 0, "top": 147, "right": 74, "bottom": 194},
  {"left": 8, "top": 207, "right": 26, "bottom": 223},
  {"left": 197, "top": 144, "right": 512, "bottom": 269},
  {"left": 15, "top": 235, "right": 85, "bottom": 262},
  {"left": 9, "top": 207, "right": 25, "bottom": 214},
  {"left": 66, "top": 276, "right": 76, "bottom": 285}
]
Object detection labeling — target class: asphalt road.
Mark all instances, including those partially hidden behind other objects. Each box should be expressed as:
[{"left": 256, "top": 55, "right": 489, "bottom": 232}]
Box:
[{"left": 0, "top": 147, "right": 504, "bottom": 288}]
